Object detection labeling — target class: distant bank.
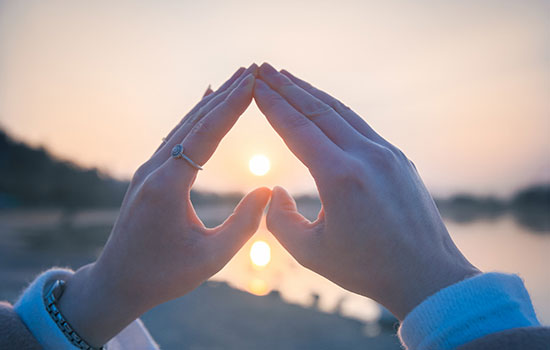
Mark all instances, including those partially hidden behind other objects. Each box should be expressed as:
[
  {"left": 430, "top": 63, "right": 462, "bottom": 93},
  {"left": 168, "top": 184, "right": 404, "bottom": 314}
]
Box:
[{"left": 1, "top": 128, "right": 548, "bottom": 232}]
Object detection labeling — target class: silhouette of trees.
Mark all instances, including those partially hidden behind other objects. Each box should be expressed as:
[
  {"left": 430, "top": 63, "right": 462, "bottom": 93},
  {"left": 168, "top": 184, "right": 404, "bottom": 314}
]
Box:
[
  {"left": 0, "top": 129, "right": 243, "bottom": 209},
  {"left": 0, "top": 129, "right": 127, "bottom": 208},
  {"left": 1, "top": 127, "right": 548, "bottom": 233}
]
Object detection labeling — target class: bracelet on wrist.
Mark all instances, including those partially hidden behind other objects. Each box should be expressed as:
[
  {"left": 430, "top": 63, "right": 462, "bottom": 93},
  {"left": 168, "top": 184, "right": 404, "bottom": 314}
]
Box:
[{"left": 44, "top": 280, "right": 105, "bottom": 350}]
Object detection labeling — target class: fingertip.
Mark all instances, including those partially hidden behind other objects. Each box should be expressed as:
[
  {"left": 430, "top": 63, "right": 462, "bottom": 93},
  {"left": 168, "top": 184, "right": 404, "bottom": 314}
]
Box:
[
  {"left": 248, "top": 63, "right": 259, "bottom": 76},
  {"left": 258, "top": 62, "right": 277, "bottom": 78},
  {"left": 230, "top": 74, "right": 255, "bottom": 101},
  {"left": 256, "top": 186, "right": 272, "bottom": 196},
  {"left": 272, "top": 185, "right": 289, "bottom": 198},
  {"left": 233, "top": 67, "right": 246, "bottom": 76},
  {"left": 232, "top": 66, "right": 246, "bottom": 79},
  {"left": 270, "top": 186, "right": 298, "bottom": 213},
  {"left": 250, "top": 186, "right": 272, "bottom": 206},
  {"left": 203, "top": 84, "right": 213, "bottom": 97}
]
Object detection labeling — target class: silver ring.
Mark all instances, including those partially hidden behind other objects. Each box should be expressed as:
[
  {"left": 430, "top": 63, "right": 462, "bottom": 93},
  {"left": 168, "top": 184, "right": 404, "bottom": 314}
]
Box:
[{"left": 171, "top": 144, "right": 203, "bottom": 170}]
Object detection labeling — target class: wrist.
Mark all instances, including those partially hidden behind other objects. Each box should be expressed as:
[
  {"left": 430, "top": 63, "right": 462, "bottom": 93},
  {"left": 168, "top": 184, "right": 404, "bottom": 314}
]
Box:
[
  {"left": 384, "top": 257, "right": 481, "bottom": 321},
  {"left": 57, "top": 262, "right": 149, "bottom": 347}
]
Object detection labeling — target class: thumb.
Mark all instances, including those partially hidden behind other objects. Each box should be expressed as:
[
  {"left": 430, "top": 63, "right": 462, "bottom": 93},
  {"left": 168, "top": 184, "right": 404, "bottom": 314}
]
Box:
[
  {"left": 266, "top": 186, "right": 312, "bottom": 254},
  {"left": 214, "top": 187, "right": 271, "bottom": 255}
]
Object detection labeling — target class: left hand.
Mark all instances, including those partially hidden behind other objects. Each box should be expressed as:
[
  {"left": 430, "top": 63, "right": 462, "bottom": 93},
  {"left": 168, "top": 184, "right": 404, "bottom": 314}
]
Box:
[
  {"left": 58, "top": 64, "right": 271, "bottom": 347},
  {"left": 253, "top": 63, "right": 479, "bottom": 321}
]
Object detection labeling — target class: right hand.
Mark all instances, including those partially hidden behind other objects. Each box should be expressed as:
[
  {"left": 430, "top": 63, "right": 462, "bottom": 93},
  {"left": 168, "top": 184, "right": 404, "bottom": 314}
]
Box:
[
  {"left": 254, "top": 63, "right": 480, "bottom": 321},
  {"left": 58, "top": 64, "right": 271, "bottom": 347}
]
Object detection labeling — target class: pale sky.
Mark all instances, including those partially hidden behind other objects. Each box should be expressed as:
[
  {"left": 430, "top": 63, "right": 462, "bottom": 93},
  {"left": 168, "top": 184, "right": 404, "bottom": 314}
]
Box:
[{"left": 0, "top": 0, "right": 548, "bottom": 196}]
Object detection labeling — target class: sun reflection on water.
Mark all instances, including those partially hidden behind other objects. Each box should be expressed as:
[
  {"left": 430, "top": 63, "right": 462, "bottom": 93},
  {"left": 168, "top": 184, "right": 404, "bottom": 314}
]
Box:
[
  {"left": 211, "top": 219, "right": 381, "bottom": 324},
  {"left": 248, "top": 278, "right": 270, "bottom": 296}
]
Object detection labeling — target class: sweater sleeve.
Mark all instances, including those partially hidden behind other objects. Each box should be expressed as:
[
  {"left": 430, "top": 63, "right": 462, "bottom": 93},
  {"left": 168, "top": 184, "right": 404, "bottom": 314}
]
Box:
[
  {"left": 398, "top": 272, "right": 541, "bottom": 350},
  {"left": 14, "top": 268, "right": 159, "bottom": 350}
]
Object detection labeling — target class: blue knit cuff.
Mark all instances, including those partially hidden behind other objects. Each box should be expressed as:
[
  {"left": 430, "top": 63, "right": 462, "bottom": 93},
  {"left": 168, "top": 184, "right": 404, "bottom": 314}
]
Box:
[
  {"left": 14, "top": 268, "right": 159, "bottom": 350},
  {"left": 398, "top": 272, "right": 540, "bottom": 349}
]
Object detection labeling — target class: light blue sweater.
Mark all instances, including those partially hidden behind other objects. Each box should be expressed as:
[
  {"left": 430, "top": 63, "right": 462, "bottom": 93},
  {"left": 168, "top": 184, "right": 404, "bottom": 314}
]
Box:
[
  {"left": 14, "top": 269, "right": 542, "bottom": 349},
  {"left": 398, "top": 272, "right": 541, "bottom": 349}
]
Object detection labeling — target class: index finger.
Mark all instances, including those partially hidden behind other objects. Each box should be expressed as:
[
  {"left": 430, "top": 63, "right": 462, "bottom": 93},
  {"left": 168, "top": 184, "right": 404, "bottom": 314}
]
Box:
[
  {"left": 280, "top": 69, "right": 389, "bottom": 146},
  {"left": 165, "top": 73, "right": 256, "bottom": 178},
  {"left": 253, "top": 78, "right": 343, "bottom": 176},
  {"left": 258, "top": 63, "right": 364, "bottom": 150}
]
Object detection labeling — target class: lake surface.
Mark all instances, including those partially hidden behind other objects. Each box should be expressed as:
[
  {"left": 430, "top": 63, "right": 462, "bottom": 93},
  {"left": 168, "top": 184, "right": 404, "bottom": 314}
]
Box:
[
  {"left": 1, "top": 206, "right": 549, "bottom": 326},
  {"left": 212, "top": 213, "right": 550, "bottom": 325}
]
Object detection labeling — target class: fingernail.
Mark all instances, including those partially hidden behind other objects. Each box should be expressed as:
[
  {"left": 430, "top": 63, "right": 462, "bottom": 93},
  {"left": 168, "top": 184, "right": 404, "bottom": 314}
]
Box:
[
  {"left": 249, "top": 63, "right": 259, "bottom": 77},
  {"left": 259, "top": 62, "right": 277, "bottom": 76},
  {"left": 243, "top": 63, "right": 257, "bottom": 75}
]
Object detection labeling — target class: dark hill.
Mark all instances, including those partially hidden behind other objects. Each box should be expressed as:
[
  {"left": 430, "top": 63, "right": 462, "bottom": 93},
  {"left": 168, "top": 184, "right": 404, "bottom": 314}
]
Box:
[
  {"left": 0, "top": 129, "right": 243, "bottom": 209},
  {"left": 0, "top": 129, "right": 128, "bottom": 208}
]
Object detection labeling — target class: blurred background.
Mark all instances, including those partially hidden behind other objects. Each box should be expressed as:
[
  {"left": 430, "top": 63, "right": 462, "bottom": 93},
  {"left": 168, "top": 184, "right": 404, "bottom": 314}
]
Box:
[{"left": 0, "top": 1, "right": 548, "bottom": 349}]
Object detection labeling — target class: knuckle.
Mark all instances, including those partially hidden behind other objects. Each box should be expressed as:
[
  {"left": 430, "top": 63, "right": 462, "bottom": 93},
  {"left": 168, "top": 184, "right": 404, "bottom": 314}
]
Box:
[
  {"left": 264, "top": 92, "right": 285, "bottom": 110},
  {"left": 278, "top": 77, "right": 296, "bottom": 89},
  {"left": 139, "top": 171, "right": 166, "bottom": 198},
  {"left": 296, "top": 251, "right": 316, "bottom": 270},
  {"left": 391, "top": 147, "right": 408, "bottom": 162},
  {"left": 132, "top": 162, "right": 151, "bottom": 183},
  {"left": 332, "top": 100, "right": 352, "bottom": 115},
  {"left": 285, "top": 112, "right": 312, "bottom": 130},
  {"left": 305, "top": 101, "right": 333, "bottom": 119},
  {"left": 190, "top": 117, "right": 214, "bottom": 137},
  {"left": 367, "top": 145, "right": 398, "bottom": 169},
  {"left": 339, "top": 102, "right": 352, "bottom": 113},
  {"left": 329, "top": 158, "right": 365, "bottom": 184}
]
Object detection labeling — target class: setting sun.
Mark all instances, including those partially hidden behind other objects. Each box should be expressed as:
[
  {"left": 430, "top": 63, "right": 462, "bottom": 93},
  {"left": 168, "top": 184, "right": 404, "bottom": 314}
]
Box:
[
  {"left": 248, "top": 155, "right": 270, "bottom": 176},
  {"left": 250, "top": 240, "right": 271, "bottom": 267}
]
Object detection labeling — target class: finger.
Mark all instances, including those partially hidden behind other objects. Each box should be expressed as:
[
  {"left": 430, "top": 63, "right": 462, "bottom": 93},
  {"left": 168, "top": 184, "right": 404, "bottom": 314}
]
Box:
[
  {"left": 266, "top": 186, "right": 315, "bottom": 262},
  {"left": 253, "top": 78, "right": 343, "bottom": 177},
  {"left": 152, "top": 64, "right": 257, "bottom": 170},
  {"left": 182, "top": 67, "right": 247, "bottom": 130},
  {"left": 203, "top": 85, "right": 214, "bottom": 98},
  {"left": 181, "top": 63, "right": 258, "bottom": 137},
  {"left": 211, "top": 187, "right": 271, "bottom": 258},
  {"left": 280, "top": 69, "right": 388, "bottom": 145},
  {"left": 152, "top": 67, "right": 245, "bottom": 156},
  {"left": 258, "top": 63, "right": 363, "bottom": 150},
  {"left": 168, "top": 73, "right": 255, "bottom": 177}
]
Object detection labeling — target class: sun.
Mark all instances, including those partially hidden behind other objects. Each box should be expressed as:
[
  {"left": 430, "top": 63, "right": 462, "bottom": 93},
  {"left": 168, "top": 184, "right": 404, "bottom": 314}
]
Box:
[
  {"left": 249, "top": 154, "right": 270, "bottom": 176},
  {"left": 250, "top": 240, "right": 271, "bottom": 267}
]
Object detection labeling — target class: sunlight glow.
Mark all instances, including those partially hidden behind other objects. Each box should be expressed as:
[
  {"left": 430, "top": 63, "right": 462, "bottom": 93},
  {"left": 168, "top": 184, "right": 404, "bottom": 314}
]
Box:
[
  {"left": 250, "top": 240, "right": 271, "bottom": 267},
  {"left": 248, "top": 278, "right": 270, "bottom": 296},
  {"left": 248, "top": 155, "right": 270, "bottom": 176}
]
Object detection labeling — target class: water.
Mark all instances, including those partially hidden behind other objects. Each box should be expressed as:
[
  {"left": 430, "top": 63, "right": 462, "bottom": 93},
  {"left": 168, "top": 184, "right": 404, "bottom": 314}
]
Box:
[
  {"left": 211, "top": 214, "right": 550, "bottom": 325},
  {"left": 447, "top": 217, "right": 550, "bottom": 324},
  {"left": 0, "top": 206, "right": 548, "bottom": 326}
]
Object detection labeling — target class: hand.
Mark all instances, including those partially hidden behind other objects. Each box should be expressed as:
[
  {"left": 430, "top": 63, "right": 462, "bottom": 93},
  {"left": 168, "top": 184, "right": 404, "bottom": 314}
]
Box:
[
  {"left": 254, "top": 63, "right": 480, "bottom": 321},
  {"left": 58, "top": 64, "right": 271, "bottom": 347}
]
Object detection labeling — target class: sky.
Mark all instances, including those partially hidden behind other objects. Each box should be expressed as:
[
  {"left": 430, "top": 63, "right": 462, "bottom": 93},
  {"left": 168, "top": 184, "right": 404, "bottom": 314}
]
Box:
[{"left": 0, "top": 0, "right": 548, "bottom": 196}]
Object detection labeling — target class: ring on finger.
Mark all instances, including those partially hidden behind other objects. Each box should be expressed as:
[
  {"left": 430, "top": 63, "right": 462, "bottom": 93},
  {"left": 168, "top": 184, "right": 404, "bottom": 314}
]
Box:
[{"left": 171, "top": 144, "right": 203, "bottom": 171}]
